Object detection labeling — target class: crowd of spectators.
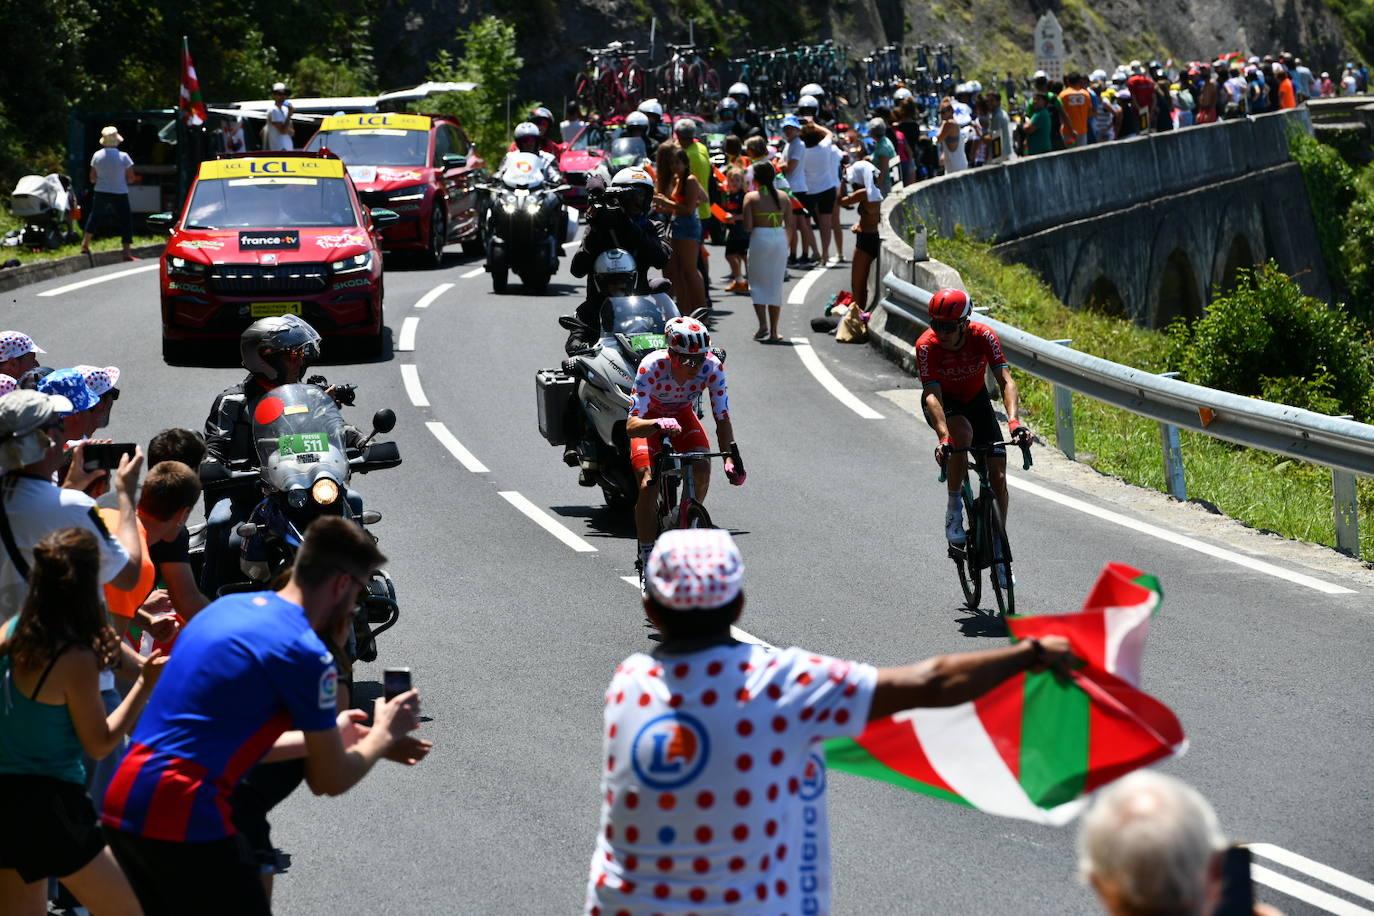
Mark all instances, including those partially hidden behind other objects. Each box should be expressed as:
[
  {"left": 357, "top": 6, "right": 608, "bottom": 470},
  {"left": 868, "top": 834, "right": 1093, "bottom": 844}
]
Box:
[{"left": 0, "top": 329, "right": 428, "bottom": 914}]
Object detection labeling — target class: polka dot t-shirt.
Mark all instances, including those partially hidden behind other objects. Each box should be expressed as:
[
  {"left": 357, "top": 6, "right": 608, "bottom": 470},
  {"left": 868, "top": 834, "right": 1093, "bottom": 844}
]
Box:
[
  {"left": 628, "top": 350, "right": 730, "bottom": 422},
  {"left": 586, "top": 643, "right": 876, "bottom": 915}
]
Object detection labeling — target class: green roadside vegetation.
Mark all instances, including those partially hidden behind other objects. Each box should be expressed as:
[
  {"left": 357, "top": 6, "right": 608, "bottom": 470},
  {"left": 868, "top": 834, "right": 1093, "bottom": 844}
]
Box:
[{"left": 929, "top": 235, "right": 1374, "bottom": 562}]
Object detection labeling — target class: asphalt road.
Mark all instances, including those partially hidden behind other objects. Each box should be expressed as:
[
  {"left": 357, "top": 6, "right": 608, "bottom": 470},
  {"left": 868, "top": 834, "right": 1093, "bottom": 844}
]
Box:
[{"left": 7, "top": 224, "right": 1371, "bottom": 915}]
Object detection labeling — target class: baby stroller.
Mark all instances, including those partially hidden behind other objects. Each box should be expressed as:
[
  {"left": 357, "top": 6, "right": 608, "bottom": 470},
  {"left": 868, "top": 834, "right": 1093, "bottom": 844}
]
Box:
[{"left": 6, "top": 174, "right": 79, "bottom": 250}]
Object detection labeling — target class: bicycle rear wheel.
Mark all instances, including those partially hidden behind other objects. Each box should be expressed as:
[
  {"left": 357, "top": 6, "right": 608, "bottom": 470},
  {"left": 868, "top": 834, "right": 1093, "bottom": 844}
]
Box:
[
  {"left": 952, "top": 488, "right": 981, "bottom": 610},
  {"left": 985, "top": 498, "right": 1015, "bottom": 616}
]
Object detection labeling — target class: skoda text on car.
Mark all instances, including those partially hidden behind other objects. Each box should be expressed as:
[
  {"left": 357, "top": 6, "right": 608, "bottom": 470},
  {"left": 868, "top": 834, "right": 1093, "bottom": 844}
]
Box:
[
  {"left": 155, "top": 151, "right": 389, "bottom": 361},
  {"left": 305, "top": 112, "right": 486, "bottom": 265}
]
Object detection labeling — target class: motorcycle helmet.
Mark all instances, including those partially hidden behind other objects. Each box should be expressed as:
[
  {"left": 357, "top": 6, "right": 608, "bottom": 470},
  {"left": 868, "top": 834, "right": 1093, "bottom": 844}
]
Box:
[
  {"left": 593, "top": 248, "right": 638, "bottom": 296},
  {"left": 718, "top": 97, "right": 740, "bottom": 118},
  {"left": 728, "top": 82, "right": 750, "bottom": 100},
  {"left": 624, "top": 110, "right": 650, "bottom": 132},
  {"left": 513, "top": 121, "right": 541, "bottom": 153},
  {"left": 638, "top": 98, "right": 663, "bottom": 118},
  {"left": 665, "top": 316, "right": 710, "bottom": 356},
  {"left": 800, "top": 82, "right": 825, "bottom": 99},
  {"left": 611, "top": 166, "right": 654, "bottom": 215},
  {"left": 797, "top": 95, "right": 820, "bottom": 115},
  {"left": 241, "top": 315, "right": 322, "bottom": 382},
  {"left": 928, "top": 288, "right": 972, "bottom": 324}
]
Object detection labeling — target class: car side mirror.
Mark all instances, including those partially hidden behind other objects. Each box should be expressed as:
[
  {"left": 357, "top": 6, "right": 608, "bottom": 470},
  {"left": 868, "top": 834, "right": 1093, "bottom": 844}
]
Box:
[
  {"left": 369, "top": 207, "right": 400, "bottom": 225},
  {"left": 146, "top": 212, "right": 175, "bottom": 232},
  {"left": 441, "top": 153, "right": 467, "bottom": 169},
  {"left": 371, "top": 408, "right": 396, "bottom": 434}
]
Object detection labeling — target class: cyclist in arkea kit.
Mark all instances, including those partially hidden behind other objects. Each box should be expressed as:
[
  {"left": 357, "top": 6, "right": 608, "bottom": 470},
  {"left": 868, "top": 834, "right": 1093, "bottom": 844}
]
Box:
[{"left": 916, "top": 288, "right": 1029, "bottom": 552}]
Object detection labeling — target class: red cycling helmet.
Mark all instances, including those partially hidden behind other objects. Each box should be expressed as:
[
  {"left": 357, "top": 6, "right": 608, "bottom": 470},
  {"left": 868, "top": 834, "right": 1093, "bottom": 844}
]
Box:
[{"left": 928, "top": 288, "right": 972, "bottom": 323}]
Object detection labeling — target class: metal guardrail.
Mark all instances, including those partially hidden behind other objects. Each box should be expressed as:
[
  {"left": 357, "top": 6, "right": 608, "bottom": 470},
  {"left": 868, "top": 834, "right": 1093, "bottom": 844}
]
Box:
[{"left": 882, "top": 272, "right": 1373, "bottom": 555}]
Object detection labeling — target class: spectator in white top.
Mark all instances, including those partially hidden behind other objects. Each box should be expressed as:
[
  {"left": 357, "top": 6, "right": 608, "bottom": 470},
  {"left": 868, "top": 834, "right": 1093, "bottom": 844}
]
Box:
[
  {"left": 1078, "top": 770, "right": 1283, "bottom": 916},
  {"left": 81, "top": 127, "right": 138, "bottom": 261},
  {"left": 780, "top": 116, "right": 819, "bottom": 266},
  {"left": 265, "top": 82, "right": 295, "bottom": 151},
  {"left": 0, "top": 333, "right": 44, "bottom": 381},
  {"left": 799, "top": 122, "right": 840, "bottom": 264},
  {"left": 587, "top": 528, "right": 1076, "bottom": 915}
]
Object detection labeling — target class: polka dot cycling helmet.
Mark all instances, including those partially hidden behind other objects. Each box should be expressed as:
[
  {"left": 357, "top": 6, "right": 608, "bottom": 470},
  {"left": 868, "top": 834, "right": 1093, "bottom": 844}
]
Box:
[
  {"left": 928, "top": 288, "right": 973, "bottom": 323},
  {"left": 664, "top": 316, "right": 710, "bottom": 355}
]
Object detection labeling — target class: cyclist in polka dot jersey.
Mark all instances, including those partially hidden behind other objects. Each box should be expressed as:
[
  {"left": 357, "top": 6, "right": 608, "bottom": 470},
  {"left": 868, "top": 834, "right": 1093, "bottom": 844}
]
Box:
[
  {"left": 586, "top": 529, "right": 1077, "bottom": 915},
  {"left": 626, "top": 317, "right": 743, "bottom": 580}
]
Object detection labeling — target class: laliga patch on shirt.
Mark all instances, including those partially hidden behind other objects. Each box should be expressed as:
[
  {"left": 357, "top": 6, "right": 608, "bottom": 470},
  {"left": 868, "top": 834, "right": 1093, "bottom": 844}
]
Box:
[
  {"left": 239, "top": 230, "right": 300, "bottom": 250},
  {"left": 318, "top": 666, "right": 338, "bottom": 710}
]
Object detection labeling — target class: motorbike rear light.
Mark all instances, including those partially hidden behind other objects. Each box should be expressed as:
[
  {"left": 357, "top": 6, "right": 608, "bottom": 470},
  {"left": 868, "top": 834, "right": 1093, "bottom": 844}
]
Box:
[{"left": 311, "top": 478, "right": 340, "bottom": 506}]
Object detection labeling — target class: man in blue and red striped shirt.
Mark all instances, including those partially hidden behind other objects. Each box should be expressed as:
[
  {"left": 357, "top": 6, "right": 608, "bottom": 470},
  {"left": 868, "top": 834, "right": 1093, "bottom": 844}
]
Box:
[{"left": 101, "top": 517, "right": 427, "bottom": 915}]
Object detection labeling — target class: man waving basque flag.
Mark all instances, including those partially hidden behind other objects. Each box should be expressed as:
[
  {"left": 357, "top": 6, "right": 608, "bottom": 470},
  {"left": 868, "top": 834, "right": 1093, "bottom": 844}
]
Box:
[
  {"left": 824, "top": 563, "right": 1185, "bottom": 825},
  {"left": 180, "top": 36, "right": 208, "bottom": 126}
]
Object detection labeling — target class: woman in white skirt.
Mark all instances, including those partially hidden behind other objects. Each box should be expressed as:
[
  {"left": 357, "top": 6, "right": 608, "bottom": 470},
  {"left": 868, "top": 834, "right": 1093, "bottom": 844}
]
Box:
[{"left": 743, "top": 161, "right": 794, "bottom": 342}]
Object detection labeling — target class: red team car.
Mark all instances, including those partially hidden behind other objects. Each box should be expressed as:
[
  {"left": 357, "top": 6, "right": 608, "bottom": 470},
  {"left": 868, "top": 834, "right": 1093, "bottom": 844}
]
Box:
[
  {"left": 305, "top": 112, "right": 486, "bottom": 266},
  {"left": 152, "top": 151, "right": 391, "bottom": 361}
]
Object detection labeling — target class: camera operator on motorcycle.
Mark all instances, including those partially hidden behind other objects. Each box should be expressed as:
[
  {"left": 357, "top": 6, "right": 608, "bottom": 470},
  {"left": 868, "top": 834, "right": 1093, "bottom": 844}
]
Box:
[
  {"left": 499, "top": 122, "right": 563, "bottom": 185},
  {"left": 200, "top": 316, "right": 358, "bottom": 595},
  {"left": 507, "top": 107, "right": 563, "bottom": 158},
  {"left": 565, "top": 167, "right": 670, "bottom": 354},
  {"left": 625, "top": 317, "right": 745, "bottom": 583}
]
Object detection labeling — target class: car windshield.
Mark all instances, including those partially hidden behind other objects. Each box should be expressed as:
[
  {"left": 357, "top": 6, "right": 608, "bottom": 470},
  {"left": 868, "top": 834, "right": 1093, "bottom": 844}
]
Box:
[
  {"left": 252, "top": 384, "right": 351, "bottom": 491},
  {"left": 184, "top": 177, "right": 356, "bottom": 229},
  {"left": 306, "top": 129, "right": 428, "bottom": 166},
  {"left": 600, "top": 293, "right": 681, "bottom": 337}
]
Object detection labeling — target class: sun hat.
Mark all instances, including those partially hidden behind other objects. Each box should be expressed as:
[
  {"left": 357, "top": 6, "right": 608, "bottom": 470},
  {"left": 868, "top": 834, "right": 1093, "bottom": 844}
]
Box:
[
  {"left": 37, "top": 368, "right": 99, "bottom": 414},
  {"left": 0, "top": 331, "right": 44, "bottom": 362},
  {"left": 100, "top": 126, "right": 124, "bottom": 147},
  {"left": 0, "top": 390, "right": 74, "bottom": 470},
  {"left": 73, "top": 364, "right": 120, "bottom": 397},
  {"left": 646, "top": 529, "right": 745, "bottom": 611}
]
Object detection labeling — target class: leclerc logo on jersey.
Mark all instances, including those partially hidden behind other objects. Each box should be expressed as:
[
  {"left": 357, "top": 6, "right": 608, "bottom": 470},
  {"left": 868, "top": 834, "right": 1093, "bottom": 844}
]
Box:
[
  {"left": 239, "top": 230, "right": 300, "bottom": 250},
  {"left": 631, "top": 713, "right": 710, "bottom": 790}
]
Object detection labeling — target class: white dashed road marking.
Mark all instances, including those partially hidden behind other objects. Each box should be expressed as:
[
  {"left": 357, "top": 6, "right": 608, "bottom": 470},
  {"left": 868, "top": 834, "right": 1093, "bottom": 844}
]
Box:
[
  {"left": 398, "top": 316, "right": 419, "bottom": 352},
  {"left": 413, "top": 283, "right": 453, "bottom": 309},
  {"left": 425, "top": 421, "right": 488, "bottom": 473},
  {"left": 789, "top": 338, "right": 884, "bottom": 420},
  {"left": 499, "top": 492, "right": 597, "bottom": 552},
  {"left": 37, "top": 262, "right": 159, "bottom": 297},
  {"left": 399, "top": 364, "right": 429, "bottom": 407}
]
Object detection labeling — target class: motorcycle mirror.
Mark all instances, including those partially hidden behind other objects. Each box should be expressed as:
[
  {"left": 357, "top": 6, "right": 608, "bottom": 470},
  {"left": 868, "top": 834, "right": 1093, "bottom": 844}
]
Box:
[
  {"left": 235, "top": 523, "right": 258, "bottom": 539},
  {"left": 371, "top": 408, "right": 397, "bottom": 434},
  {"left": 360, "top": 509, "right": 383, "bottom": 525}
]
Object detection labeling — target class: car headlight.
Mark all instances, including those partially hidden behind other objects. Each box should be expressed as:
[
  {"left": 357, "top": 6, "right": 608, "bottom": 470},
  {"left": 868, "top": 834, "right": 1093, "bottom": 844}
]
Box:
[
  {"left": 311, "top": 477, "right": 340, "bottom": 506},
  {"left": 330, "top": 252, "right": 373, "bottom": 274},
  {"left": 166, "top": 256, "right": 207, "bottom": 276}
]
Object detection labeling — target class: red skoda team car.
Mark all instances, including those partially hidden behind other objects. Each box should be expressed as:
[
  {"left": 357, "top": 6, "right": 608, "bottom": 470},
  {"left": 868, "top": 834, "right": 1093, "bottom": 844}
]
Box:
[
  {"left": 305, "top": 112, "right": 486, "bottom": 266},
  {"left": 152, "top": 151, "right": 392, "bottom": 362}
]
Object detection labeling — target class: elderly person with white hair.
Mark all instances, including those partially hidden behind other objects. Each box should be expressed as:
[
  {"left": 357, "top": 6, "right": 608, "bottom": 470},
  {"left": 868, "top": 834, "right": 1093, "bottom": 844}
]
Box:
[{"left": 1078, "top": 770, "right": 1282, "bottom": 916}]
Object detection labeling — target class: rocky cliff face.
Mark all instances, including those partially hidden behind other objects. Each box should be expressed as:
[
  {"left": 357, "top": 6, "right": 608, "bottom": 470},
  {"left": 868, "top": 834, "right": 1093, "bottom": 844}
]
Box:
[{"left": 374, "top": 0, "right": 1354, "bottom": 107}]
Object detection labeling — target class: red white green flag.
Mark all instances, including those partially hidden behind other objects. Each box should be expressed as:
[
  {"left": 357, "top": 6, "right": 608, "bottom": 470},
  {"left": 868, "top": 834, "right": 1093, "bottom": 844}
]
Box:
[
  {"left": 180, "top": 36, "right": 208, "bottom": 126},
  {"left": 823, "top": 563, "right": 1184, "bottom": 825}
]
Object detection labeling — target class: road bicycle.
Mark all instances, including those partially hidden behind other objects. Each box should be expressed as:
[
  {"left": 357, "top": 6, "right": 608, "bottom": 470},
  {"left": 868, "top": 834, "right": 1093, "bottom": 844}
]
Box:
[
  {"left": 575, "top": 41, "right": 647, "bottom": 118},
  {"left": 652, "top": 441, "right": 741, "bottom": 534},
  {"left": 655, "top": 43, "right": 720, "bottom": 113},
  {"left": 938, "top": 438, "right": 1032, "bottom": 615}
]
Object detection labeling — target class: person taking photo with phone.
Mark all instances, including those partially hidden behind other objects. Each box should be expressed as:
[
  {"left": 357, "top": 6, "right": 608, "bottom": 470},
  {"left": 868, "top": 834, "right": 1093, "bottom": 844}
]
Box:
[{"left": 101, "top": 517, "right": 430, "bottom": 916}]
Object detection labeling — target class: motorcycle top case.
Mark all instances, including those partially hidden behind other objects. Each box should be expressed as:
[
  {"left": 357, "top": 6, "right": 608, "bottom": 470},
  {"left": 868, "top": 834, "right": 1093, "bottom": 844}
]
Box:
[{"left": 536, "top": 367, "right": 576, "bottom": 446}]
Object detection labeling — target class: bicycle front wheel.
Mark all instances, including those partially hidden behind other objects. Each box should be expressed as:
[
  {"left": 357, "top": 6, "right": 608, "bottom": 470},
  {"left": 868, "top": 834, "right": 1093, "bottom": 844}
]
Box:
[{"left": 985, "top": 498, "right": 1015, "bottom": 616}]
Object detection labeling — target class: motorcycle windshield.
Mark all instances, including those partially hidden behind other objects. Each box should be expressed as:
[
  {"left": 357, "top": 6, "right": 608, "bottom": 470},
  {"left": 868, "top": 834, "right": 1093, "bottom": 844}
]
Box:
[
  {"left": 252, "top": 384, "right": 351, "bottom": 492},
  {"left": 600, "top": 293, "right": 681, "bottom": 347},
  {"left": 500, "top": 153, "right": 546, "bottom": 189}
]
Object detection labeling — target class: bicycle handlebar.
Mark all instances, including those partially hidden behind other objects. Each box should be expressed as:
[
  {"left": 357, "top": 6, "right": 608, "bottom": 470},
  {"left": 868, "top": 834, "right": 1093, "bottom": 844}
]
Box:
[{"left": 936, "top": 438, "right": 1033, "bottom": 482}]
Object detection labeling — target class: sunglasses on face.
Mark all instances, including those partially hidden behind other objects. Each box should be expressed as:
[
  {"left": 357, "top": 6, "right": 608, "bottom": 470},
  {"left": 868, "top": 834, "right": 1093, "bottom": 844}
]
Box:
[{"left": 932, "top": 320, "right": 963, "bottom": 334}]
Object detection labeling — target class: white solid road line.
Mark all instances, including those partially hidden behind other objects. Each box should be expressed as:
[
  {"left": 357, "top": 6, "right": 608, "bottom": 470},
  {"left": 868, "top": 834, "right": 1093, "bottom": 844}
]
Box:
[
  {"left": 37, "top": 262, "right": 159, "bottom": 297},
  {"left": 413, "top": 283, "right": 453, "bottom": 309},
  {"left": 1248, "top": 845, "right": 1374, "bottom": 903},
  {"left": 786, "top": 264, "right": 828, "bottom": 305},
  {"left": 397, "top": 316, "right": 419, "bottom": 352},
  {"left": 460, "top": 267, "right": 485, "bottom": 279},
  {"left": 425, "top": 421, "right": 488, "bottom": 473},
  {"left": 1007, "top": 475, "right": 1355, "bottom": 595},
  {"left": 399, "top": 364, "right": 429, "bottom": 408},
  {"left": 789, "top": 338, "right": 884, "bottom": 420},
  {"left": 1251, "top": 865, "right": 1373, "bottom": 916},
  {"left": 500, "top": 492, "right": 597, "bottom": 552},
  {"left": 618, "top": 576, "right": 769, "bottom": 646}
]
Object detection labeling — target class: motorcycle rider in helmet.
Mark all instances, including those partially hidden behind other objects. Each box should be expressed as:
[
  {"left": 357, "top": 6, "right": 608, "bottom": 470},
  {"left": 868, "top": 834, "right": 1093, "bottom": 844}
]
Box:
[
  {"left": 565, "top": 167, "right": 670, "bottom": 354},
  {"left": 508, "top": 106, "right": 563, "bottom": 157}
]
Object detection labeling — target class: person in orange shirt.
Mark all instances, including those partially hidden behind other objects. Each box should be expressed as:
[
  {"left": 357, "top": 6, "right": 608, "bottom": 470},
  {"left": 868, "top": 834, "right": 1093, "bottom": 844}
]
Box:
[{"left": 1059, "top": 72, "right": 1094, "bottom": 146}]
